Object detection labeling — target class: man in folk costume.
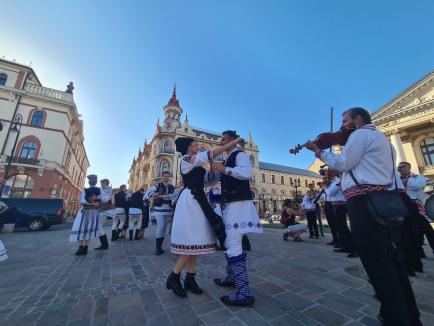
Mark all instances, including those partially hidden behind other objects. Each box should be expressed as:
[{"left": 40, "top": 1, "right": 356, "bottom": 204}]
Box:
[
  {"left": 94, "top": 178, "right": 112, "bottom": 250},
  {"left": 69, "top": 174, "right": 101, "bottom": 255},
  {"left": 306, "top": 107, "right": 421, "bottom": 326},
  {"left": 213, "top": 130, "right": 263, "bottom": 307},
  {"left": 128, "top": 189, "right": 144, "bottom": 241},
  {"left": 112, "top": 185, "right": 128, "bottom": 241},
  {"left": 146, "top": 171, "right": 175, "bottom": 255}
]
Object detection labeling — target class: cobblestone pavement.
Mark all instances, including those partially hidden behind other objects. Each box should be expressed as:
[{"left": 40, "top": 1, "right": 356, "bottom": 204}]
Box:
[{"left": 1, "top": 224, "right": 433, "bottom": 326}]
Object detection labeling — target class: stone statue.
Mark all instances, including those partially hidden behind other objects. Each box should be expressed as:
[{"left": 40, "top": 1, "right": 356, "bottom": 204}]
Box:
[{"left": 65, "top": 82, "right": 74, "bottom": 94}]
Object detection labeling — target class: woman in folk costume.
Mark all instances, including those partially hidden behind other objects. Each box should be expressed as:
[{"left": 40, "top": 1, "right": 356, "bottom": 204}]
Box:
[
  {"left": 166, "top": 136, "right": 243, "bottom": 298},
  {"left": 69, "top": 175, "right": 101, "bottom": 255}
]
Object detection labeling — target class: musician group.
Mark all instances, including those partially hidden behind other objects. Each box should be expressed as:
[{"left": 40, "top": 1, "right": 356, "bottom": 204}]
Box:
[{"left": 67, "top": 108, "right": 434, "bottom": 322}]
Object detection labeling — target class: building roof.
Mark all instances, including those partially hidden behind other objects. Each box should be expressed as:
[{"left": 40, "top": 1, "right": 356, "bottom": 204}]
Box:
[
  {"left": 0, "top": 58, "right": 42, "bottom": 86},
  {"left": 259, "top": 161, "right": 321, "bottom": 178},
  {"left": 191, "top": 126, "right": 221, "bottom": 139},
  {"left": 166, "top": 84, "right": 180, "bottom": 107}
]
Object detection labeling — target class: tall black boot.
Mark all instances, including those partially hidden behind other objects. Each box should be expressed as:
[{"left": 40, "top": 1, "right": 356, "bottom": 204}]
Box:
[
  {"left": 155, "top": 237, "right": 165, "bottom": 255},
  {"left": 242, "top": 235, "right": 251, "bottom": 251},
  {"left": 134, "top": 230, "right": 140, "bottom": 240},
  {"left": 83, "top": 246, "right": 88, "bottom": 255},
  {"left": 184, "top": 273, "right": 203, "bottom": 295},
  {"left": 111, "top": 230, "right": 117, "bottom": 241},
  {"left": 116, "top": 229, "right": 122, "bottom": 240},
  {"left": 95, "top": 235, "right": 109, "bottom": 250},
  {"left": 166, "top": 271, "right": 187, "bottom": 297},
  {"left": 129, "top": 230, "right": 133, "bottom": 241},
  {"left": 75, "top": 245, "right": 84, "bottom": 256}
]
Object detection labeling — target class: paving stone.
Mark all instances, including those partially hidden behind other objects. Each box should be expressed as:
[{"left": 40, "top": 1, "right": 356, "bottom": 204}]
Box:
[
  {"left": 199, "top": 309, "right": 234, "bottom": 325},
  {"left": 192, "top": 300, "right": 224, "bottom": 315},
  {"left": 235, "top": 309, "right": 269, "bottom": 325},
  {"left": 304, "top": 305, "right": 349, "bottom": 326},
  {"left": 270, "top": 313, "right": 304, "bottom": 326},
  {"left": 274, "top": 291, "right": 316, "bottom": 311},
  {"left": 255, "top": 282, "right": 286, "bottom": 296},
  {"left": 166, "top": 304, "right": 202, "bottom": 326},
  {"left": 359, "top": 316, "right": 381, "bottom": 326},
  {"left": 316, "top": 297, "right": 364, "bottom": 319},
  {"left": 147, "top": 312, "right": 173, "bottom": 326}
]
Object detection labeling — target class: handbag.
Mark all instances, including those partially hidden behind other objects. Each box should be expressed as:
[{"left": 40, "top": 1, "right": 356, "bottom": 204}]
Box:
[{"left": 349, "top": 144, "right": 408, "bottom": 228}]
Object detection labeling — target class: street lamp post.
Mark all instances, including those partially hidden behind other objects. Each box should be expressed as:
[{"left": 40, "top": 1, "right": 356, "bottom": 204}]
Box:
[
  {"left": 290, "top": 178, "right": 301, "bottom": 203},
  {"left": 0, "top": 114, "right": 23, "bottom": 198}
]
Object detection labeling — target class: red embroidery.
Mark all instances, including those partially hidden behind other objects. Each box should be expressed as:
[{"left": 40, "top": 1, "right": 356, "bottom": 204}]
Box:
[{"left": 343, "top": 185, "right": 388, "bottom": 200}]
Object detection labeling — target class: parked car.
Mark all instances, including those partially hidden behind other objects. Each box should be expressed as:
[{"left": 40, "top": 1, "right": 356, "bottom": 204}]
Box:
[{"left": 0, "top": 198, "right": 66, "bottom": 231}]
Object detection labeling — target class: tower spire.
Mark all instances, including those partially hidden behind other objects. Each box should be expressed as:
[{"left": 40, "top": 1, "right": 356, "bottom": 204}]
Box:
[{"left": 167, "top": 83, "right": 180, "bottom": 107}]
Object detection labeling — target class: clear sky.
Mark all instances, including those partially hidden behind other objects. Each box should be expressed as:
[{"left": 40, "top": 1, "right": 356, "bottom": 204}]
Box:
[{"left": 1, "top": 1, "right": 433, "bottom": 187}]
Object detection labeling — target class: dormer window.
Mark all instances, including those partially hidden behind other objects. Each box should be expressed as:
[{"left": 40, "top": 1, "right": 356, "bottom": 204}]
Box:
[{"left": 0, "top": 73, "right": 7, "bottom": 86}]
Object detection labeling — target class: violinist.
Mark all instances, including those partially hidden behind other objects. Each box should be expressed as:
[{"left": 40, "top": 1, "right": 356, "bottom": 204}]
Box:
[{"left": 305, "top": 107, "right": 421, "bottom": 326}]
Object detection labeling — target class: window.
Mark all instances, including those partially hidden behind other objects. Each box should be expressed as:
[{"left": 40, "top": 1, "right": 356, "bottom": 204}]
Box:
[
  {"left": 0, "top": 73, "right": 7, "bottom": 86},
  {"left": 305, "top": 179, "right": 308, "bottom": 187},
  {"left": 161, "top": 160, "right": 169, "bottom": 174},
  {"left": 289, "top": 177, "right": 293, "bottom": 184},
  {"left": 249, "top": 155, "right": 255, "bottom": 166},
  {"left": 272, "top": 175, "right": 275, "bottom": 184},
  {"left": 19, "top": 141, "right": 37, "bottom": 159},
  {"left": 281, "top": 176, "right": 284, "bottom": 185},
  {"left": 30, "top": 110, "right": 45, "bottom": 127},
  {"left": 262, "top": 174, "right": 265, "bottom": 183},
  {"left": 162, "top": 140, "right": 171, "bottom": 153},
  {"left": 421, "top": 137, "right": 434, "bottom": 165},
  {"left": 4, "top": 175, "right": 34, "bottom": 198}
]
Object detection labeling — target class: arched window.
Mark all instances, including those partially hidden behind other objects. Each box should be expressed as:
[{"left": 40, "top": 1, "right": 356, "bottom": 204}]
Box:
[
  {"left": 271, "top": 175, "right": 275, "bottom": 184},
  {"left": 421, "top": 137, "right": 434, "bottom": 165},
  {"left": 19, "top": 141, "right": 37, "bottom": 159},
  {"left": 160, "top": 160, "right": 169, "bottom": 174},
  {"left": 30, "top": 110, "right": 45, "bottom": 127},
  {"left": 249, "top": 155, "right": 255, "bottom": 166},
  {"left": 0, "top": 73, "right": 7, "bottom": 86},
  {"left": 162, "top": 140, "right": 171, "bottom": 153},
  {"left": 4, "top": 175, "right": 34, "bottom": 198}
]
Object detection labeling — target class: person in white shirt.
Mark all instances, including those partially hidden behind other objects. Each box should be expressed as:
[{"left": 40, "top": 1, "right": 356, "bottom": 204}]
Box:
[
  {"left": 306, "top": 107, "right": 421, "bottom": 326},
  {"left": 399, "top": 161, "right": 434, "bottom": 258},
  {"left": 301, "top": 185, "right": 319, "bottom": 239},
  {"left": 94, "top": 178, "right": 112, "bottom": 250},
  {"left": 328, "top": 173, "right": 357, "bottom": 258}
]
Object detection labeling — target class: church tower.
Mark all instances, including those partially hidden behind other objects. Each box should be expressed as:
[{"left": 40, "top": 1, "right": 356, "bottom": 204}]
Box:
[{"left": 162, "top": 84, "right": 183, "bottom": 132}]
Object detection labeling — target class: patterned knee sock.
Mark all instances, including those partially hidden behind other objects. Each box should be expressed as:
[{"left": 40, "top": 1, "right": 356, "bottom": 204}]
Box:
[{"left": 228, "top": 253, "right": 252, "bottom": 300}]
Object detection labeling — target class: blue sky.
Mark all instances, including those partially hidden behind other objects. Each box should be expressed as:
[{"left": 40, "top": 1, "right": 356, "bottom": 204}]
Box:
[{"left": 1, "top": 1, "right": 433, "bottom": 187}]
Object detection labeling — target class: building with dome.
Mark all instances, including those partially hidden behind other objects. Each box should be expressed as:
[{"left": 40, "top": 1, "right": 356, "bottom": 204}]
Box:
[{"left": 128, "top": 86, "right": 321, "bottom": 214}]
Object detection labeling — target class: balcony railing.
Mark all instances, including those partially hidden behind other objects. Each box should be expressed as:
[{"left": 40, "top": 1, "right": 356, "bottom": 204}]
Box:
[
  {"left": 0, "top": 155, "right": 43, "bottom": 167},
  {"left": 24, "top": 84, "right": 74, "bottom": 103}
]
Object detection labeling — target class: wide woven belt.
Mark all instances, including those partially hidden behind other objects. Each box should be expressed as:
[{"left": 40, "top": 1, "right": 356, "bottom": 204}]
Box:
[{"left": 343, "top": 185, "right": 388, "bottom": 200}]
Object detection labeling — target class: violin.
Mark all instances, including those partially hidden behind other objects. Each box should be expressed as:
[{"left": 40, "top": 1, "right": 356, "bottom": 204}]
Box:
[{"left": 289, "top": 125, "right": 356, "bottom": 155}]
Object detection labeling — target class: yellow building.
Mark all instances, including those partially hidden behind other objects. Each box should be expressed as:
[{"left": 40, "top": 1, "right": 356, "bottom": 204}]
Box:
[
  {"left": 128, "top": 86, "right": 321, "bottom": 214},
  {"left": 372, "top": 70, "right": 434, "bottom": 178}
]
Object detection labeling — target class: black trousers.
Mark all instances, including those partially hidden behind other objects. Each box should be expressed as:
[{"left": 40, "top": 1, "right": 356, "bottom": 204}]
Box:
[
  {"left": 316, "top": 205, "right": 324, "bottom": 235},
  {"left": 306, "top": 210, "right": 319, "bottom": 238},
  {"left": 415, "top": 210, "right": 434, "bottom": 255},
  {"left": 333, "top": 204, "right": 356, "bottom": 252},
  {"left": 324, "top": 202, "right": 339, "bottom": 242},
  {"left": 141, "top": 206, "right": 150, "bottom": 230},
  {"left": 347, "top": 195, "right": 420, "bottom": 326}
]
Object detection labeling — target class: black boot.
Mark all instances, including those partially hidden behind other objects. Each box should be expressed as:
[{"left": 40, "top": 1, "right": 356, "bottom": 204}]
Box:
[
  {"left": 242, "top": 235, "right": 251, "bottom": 251},
  {"left": 134, "top": 230, "right": 140, "bottom": 240},
  {"left": 155, "top": 237, "right": 165, "bottom": 255},
  {"left": 75, "top": 245, "right": 84, "bottom": 256},
  {"left": 111, "top": 230, "right": 117, "bottom": 241},
  {"left": 116, "top": 229, "right": 122, "bottom": 240},
  {"left": 184, "top": 273, "right": 203, "bottom": 295},
  {"left": 129, "top": 230, "right": 133, "bottom": 241},
  {"left": 83, "top": 246, "right": 88, "bottom": 255},
  {"left": 166, "top": 271, "right": 187, "bottom": 297},
  {"left": 95, "top": 235, "right": 109, "bottom": 250}
]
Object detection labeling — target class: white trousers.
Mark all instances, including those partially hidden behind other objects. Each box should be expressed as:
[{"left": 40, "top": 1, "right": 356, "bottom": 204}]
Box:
[
  {"left": 97, "top": 213, "right": 108, "bottom": 236},
  {"left": 112, "top": 214, "right": 126, "bottom": 230},
  {"left": 128, "top": 214, "right": 142, "bottom": 231},
  {"left": 155, "top": 215, "right": 172, "bottom": 238},
  {"left": 224, "top": 233, "right": 243, "bottom": 258}
]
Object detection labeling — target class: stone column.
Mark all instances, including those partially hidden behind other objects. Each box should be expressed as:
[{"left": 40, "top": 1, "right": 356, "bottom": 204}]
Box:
[{"left": 389, "top": 131, "right": 407, "bottom": 164}]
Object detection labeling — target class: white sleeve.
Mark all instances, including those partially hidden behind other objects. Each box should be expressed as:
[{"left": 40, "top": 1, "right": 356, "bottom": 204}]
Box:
[
  {"left": 79, "top": 190, "right": 88, "bottom": 204},
  {"left": 319, "top": 131, "right": 368, "bottom": 172},
  {"left": 409, "top": 175, "right": 427, "bottom": 191},
  {"left": 225, "top": 152, "right": 252, "bottom": 180},
  {"left": 181, "top": 151, "right": 211, "bottom": 174},
  {"left": 328, "top": 180, "right": 341, "bottom": 196},
  {"left": 146, "top": 185, "right": 158, "bottom": 198}
]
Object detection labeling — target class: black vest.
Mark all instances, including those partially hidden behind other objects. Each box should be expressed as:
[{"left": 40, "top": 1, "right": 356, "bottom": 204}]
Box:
[
  {"left": 84, "top": 187, "right": 100, "bottom": 202},
  {"left": 129, "top": 191, "right": 144, "bottom": 209},
  {"left": 114, "top": 191, "right": 128, "bottom": 209},
  {"left": 221, "top": 150, "right": 253, "bottom": 203},
  {"left": 182, "top": 166, "right": 206, "bottom": 191}
]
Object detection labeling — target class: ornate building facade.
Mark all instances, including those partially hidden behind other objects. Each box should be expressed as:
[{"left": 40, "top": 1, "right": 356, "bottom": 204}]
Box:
[
  {"left": 372, "top": 70, "right": 434, "bottom": 178},
  {"left": 0, "top": 59, "right": 89, "bottom": 214},
  {"left": 128, "top": 86, "right": 321, "bottom": 214}
]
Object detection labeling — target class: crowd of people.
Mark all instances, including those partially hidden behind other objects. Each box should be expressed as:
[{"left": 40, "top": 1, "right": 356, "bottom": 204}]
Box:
[
  {"left": 67, "top": 108, "right": 434, "bottom": 323},
  {"left": 69, "top": 130, "right": 262, "bottom": 307}
]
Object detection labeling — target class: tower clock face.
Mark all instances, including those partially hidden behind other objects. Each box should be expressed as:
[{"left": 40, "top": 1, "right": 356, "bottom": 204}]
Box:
[{"left": 165, "top": 122, "right": 173, "bottom": 131}]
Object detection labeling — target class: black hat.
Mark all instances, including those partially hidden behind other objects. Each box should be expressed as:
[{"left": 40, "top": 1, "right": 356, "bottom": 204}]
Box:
[
  {"left": 175, "top": 137, "right": 194, "bottom": 155},
  {"left": 222, "top": 130, "right": 238, "bottom": 138}
]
